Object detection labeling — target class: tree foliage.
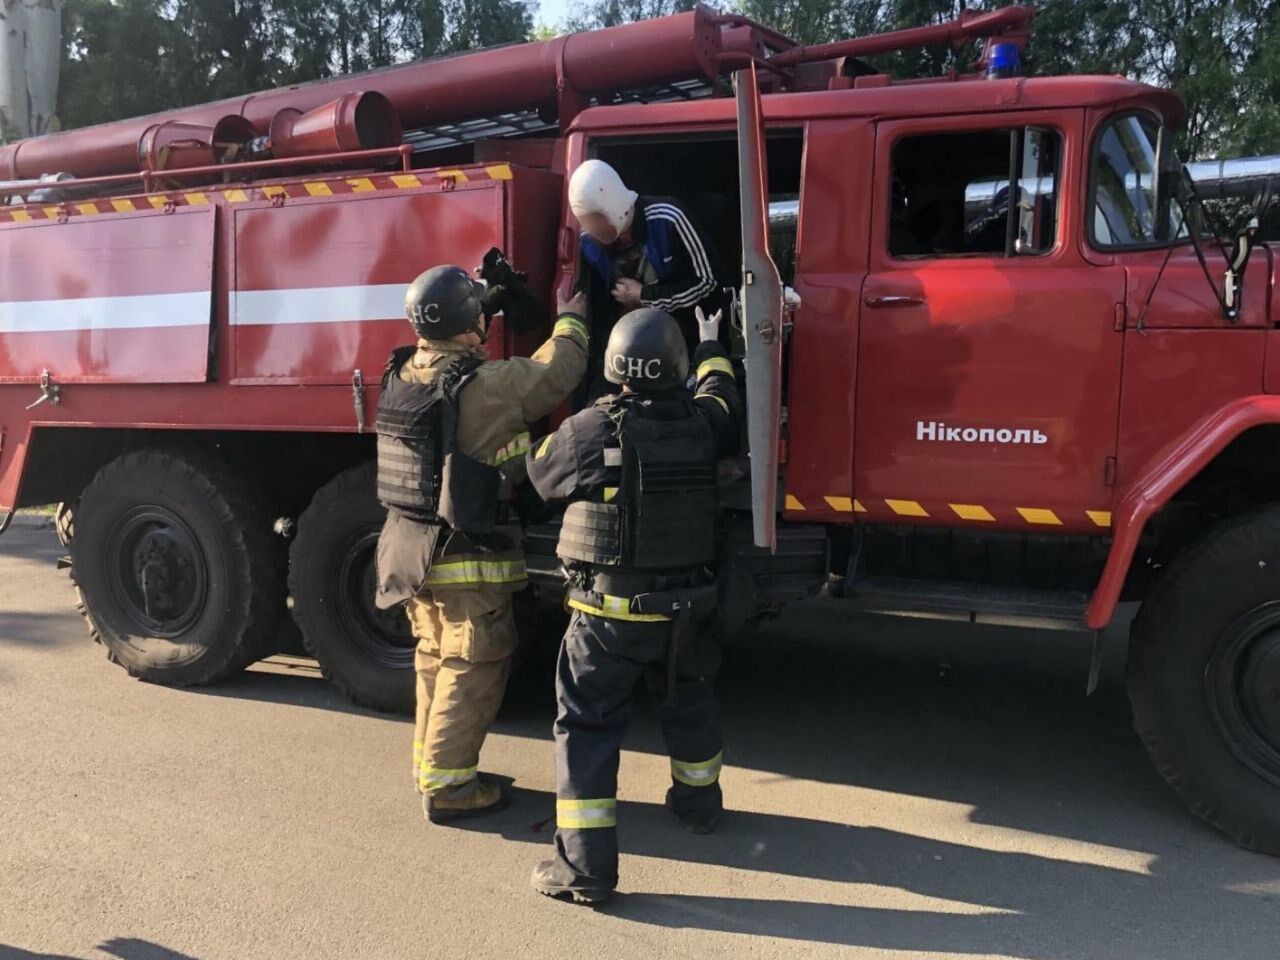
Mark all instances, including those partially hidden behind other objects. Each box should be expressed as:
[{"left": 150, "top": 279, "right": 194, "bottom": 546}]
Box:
[
  {"left": 54, "top": 0, "right": 1280, "bottom": 160},
  {"left": 57, "top": 0, "right": 532, "bottom": 128}
]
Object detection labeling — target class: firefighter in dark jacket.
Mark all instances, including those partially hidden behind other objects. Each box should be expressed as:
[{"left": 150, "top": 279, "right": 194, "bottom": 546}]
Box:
[
  {"left": 524, "top": 304, "right": 742, "bottom": 904},
  {"left": 568, "top": 159, "right": 727, "bottom": 401},
  {"left": 374, "top": 264, "right": 588, "bottom": 824}
]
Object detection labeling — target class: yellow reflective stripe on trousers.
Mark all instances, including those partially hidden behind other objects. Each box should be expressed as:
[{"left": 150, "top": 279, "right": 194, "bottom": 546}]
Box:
[
  {"left": 567, "top": 595, "right": 671, "bottom": 622},
  {"left": 553, "top": 316, "right": 589, "bottom": 347},
  {"left": 671, "top": 751, "right": 723, "bottom": 787},
  {"left": 696, "top": 357, "right": 734, "bottom": 380},
  {"left": 557, "top": 797, "right": 617, "bottom": 829},
  {"left": 423, "top": 557, "right": 527, "bottom": 586},
  {"left": 494, "top": 430, "right": 531, "bottom": 465},
  {"left": 418, "top": 764, "right": 477, "bottom": 789},
  {"left": 534, "top": 435, "right": 554, "bottom": 459}
]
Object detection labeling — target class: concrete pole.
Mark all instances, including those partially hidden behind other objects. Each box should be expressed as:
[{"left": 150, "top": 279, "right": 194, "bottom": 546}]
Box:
[{"left": 0, "top": 0, "right": 62, "bottom": 142}]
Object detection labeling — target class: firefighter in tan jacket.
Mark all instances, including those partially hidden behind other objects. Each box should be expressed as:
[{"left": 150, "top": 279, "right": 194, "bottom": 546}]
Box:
[{"left": 375, "top": 263, "right": 588, "bottom": 823}]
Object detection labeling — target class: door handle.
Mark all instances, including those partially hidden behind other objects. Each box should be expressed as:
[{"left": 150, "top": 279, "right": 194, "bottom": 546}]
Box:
[{"left": 864, "top": 294, "right": 925, "bottom": 308}]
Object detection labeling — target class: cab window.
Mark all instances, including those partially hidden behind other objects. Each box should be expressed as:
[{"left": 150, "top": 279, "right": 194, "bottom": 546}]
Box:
[
  {"left": 889, "top": 127, "right": 1061, "bottom": 259},
  {"left": 1090, "top": 112, "right": 1186, "bottom": 249}
]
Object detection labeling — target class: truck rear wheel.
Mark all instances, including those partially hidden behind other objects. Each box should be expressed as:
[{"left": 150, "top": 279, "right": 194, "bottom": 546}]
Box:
[
  {"left": 71, "top": 449, "right": 285, "bottom": 687},
  {"left": 289, "top": 462, "right": 415, "bottom": 714},
  {"left": 1129, "top": 506, "right": 1280, "bottom": 854}
]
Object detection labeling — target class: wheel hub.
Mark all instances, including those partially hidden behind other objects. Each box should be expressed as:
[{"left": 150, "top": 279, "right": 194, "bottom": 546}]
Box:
[
  {"left": 1240, "top": 630, "right": 1280, "bottom": 753},
  {"left": 1206, "top": 604, "right": 1280, "bottom": 788},
  {"left": 133, "top": 529, "right": 196, "bottom": 620},
  {"left": 107, "top": 507, "right": 209, "bottom": 638},
  {"left": 335, "top": 528, "right": 415, "bottom": 669}
]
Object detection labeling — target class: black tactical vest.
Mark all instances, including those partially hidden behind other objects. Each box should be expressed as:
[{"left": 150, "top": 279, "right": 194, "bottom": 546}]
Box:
[
  {"left": 374, "top": 347, "right": 499, "bottom": 535},
  {"left": 558, "top": 399, "right": 718, "bottom": 571}
]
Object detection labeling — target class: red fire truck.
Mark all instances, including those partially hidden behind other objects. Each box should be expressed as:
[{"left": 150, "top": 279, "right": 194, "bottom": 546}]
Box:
[{"left": 3, "top": 5, "right": 1279, "bottom": 853}]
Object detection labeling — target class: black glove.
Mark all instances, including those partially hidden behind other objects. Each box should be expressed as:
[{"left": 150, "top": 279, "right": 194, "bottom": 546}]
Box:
[{"left": 477, "top": 248, "right": 543, "bottom": 332}]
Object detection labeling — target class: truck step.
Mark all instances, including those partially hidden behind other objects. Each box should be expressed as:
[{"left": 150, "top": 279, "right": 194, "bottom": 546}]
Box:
[{"left": 842, "top": 576, "right": 1090, "bottom": 632}]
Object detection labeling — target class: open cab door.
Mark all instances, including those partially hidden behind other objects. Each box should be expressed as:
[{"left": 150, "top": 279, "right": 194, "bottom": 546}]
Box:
[{"left": 735, "top": 65, "right": 784, "bottom": 551}]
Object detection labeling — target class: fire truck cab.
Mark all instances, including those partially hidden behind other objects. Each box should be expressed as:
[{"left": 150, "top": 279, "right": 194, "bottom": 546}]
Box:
[{"left": 2, "top": 5, "right": 1279, "bottom": 854}]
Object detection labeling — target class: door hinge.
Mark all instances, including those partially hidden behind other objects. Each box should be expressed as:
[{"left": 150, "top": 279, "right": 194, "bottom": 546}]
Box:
[
  {"left": 351, "top": 369, "right": 366, "bottom": 433},
  {"left": 1104, "top": 456, "right": 1117, "bottom": 487},
  {"left": 25, "top": 369, "right": 61, "bottom": 411},
  {"left": 1113, "top": 302, "right": 1126, "bottom": 332}
]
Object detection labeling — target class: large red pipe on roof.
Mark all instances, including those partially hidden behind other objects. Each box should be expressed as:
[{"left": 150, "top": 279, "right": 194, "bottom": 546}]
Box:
[{"left": 0, "top": 5, "right": 737, "bottom": 180}]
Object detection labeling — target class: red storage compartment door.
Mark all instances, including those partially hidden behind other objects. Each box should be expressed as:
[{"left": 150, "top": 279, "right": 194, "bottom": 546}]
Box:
[
  {"left": 230, "top": 184, "right": 507, "bottom": 384},
  {"left": 0, "top": 207, "right": 215, "bottom": 383}
]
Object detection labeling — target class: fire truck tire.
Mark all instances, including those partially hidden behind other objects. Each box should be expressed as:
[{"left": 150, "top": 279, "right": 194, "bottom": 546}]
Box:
[
  {"left": 55, "top": 500, "right": 76, "bottom": 547},
  {"left": 70, "top": 449, "right": 286, "bottom": 687},
  {"left": 289, "top": 462, "right": 415, "bottom": 715},
  {"left": 1129, "top": 506, "right": 1280, "bottom": 855}
]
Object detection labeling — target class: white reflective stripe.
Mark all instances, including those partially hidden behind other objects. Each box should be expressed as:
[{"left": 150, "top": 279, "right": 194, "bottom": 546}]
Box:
[
  {"left": 561, "top": 806, "right": 614, "bottom": 823},
  {"left": 0, "top": 291, "right": 211, "bottom": 333},
  {"left": 418, "top": 765, "right": 477, "bottom": 787},
  {"left": 671, "top": 751, "right": 723, "bottom": 787},
  {"left": 230, "top": 284, "right": 405, "bottom": 326},
  {"left": 423, "top": 558, "right": 527, "bottom": 586},
  {"left": 557, "top": 797, "right": 617, "bottom": 829},
  {"left": 600, "top": 594, "right": 631, "bottom": 616}
]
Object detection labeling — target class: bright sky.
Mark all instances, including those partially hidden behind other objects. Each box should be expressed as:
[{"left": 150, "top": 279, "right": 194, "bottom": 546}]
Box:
[{"left": 532, "top": 0, "right": 574, "bottom": 32}]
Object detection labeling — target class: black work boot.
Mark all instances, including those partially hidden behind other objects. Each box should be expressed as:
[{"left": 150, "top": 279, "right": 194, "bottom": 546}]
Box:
[
  {"left": 665, "top": 783, "right": 723, "bottom": 835},
  {"left": 531, "top": 858, "right": 613, "bottom": 905},
  {"left": 423, "top": 776, "right": 508, "bottom": 824}
]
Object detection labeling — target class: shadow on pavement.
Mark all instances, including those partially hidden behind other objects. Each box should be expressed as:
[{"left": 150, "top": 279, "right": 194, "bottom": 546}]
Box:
[
  {"left": 463, "top": 784, "right": 1280, "bottom": 960},
  {"left": 0, "top": 942, "right": 201, "bottom": 960},
  {"left": 0, "top": 610, "right": 87, "bottom": 651}
]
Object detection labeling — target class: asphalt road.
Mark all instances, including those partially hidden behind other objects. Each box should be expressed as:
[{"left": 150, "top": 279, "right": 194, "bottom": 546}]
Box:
[{"left": 2, "top": 516, "right": 1279, "bottom": 960}]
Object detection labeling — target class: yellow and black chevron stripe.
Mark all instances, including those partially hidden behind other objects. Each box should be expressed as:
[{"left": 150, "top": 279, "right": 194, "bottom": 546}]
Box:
[
  {"left": 784, "top": 494, "right": 1111, "bottom": 529},
  {"left": 0, "top": 162, "right": 515, "bottom": 224}
]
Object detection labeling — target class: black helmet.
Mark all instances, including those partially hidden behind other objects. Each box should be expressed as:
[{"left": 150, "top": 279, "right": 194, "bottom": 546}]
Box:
[
  {"left": 604, "top": 308, "right": 689, "bottom": 391},
  {"left": 405, "top": 265, "right": 486, "bottom": 341}
]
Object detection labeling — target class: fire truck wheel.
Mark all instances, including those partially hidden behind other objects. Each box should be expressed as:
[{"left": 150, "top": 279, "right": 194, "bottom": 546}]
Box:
[
  {"left": 54, "top": 500, "right": 76, "bottom": 547},
  {"left": 1129, "top": 505, "right": 1280, "bottom": 855},
  {"left": 289, "top": 462, "right": 414, "bottom": 715},
  {"left": 71, "top": 449, "right": 286, "bottom": 687}
]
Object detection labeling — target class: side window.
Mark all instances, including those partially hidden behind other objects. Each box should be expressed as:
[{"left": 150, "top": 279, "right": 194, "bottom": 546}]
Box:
[
  {"left": 889, "top": 127, "right": 1061, "bottom": 259},
  {"left": 1091, "top": 112, "right": 1186, "bottom": 249}
]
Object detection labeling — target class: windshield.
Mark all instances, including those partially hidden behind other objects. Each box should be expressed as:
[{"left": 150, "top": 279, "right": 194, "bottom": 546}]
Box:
[{"left": 1091, "top": 113, "right": 1187, "bottom": 249}]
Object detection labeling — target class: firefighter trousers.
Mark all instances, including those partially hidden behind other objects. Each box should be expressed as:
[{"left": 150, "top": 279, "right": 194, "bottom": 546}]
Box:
[
  {"left": 406, "top": 586, "right": 518, "bottom": 795},
  {"left": 551, "top": 608, "right": 723, "bottom": 889}
]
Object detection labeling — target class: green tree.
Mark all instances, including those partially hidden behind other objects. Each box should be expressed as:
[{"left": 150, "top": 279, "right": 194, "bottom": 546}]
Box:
[
  {"left": 59, "top": 0, "right": 196, "bottom": 127},
  {"left": 51, "top": 0, "right": 1280, "bottom": 165}
]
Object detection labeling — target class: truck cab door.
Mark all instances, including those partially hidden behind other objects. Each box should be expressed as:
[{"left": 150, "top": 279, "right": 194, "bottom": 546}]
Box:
[
  {"left": 735, "top": 65, "right": 784, "bottom": 550},
  {"left": 857, "top": 111, "right": 1124, "bottom": 533}
]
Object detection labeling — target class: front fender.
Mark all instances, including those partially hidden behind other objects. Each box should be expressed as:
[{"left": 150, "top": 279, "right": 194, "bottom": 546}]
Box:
[{"left": 1087, "top": 395, "right": 1280, "bottom": 628}]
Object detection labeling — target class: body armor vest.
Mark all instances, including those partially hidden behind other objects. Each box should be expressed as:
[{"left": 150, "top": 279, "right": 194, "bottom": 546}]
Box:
[
  {"left": 558, "top": 399, "right": 718, "bottom": 571},
  {"left": 374, "top": 348, "right": 499, "bottom": 535}
]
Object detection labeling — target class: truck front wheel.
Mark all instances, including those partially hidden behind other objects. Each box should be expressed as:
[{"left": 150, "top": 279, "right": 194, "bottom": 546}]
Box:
[
  {"left": 1129, "top": 506, "right": 1280, "bottom": 854},
  {"left": 72, "top": 449, "right": 285, "bottom": 687},
  {"left": 289, "top": 462, "right": 415, "bottom": 714}
]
